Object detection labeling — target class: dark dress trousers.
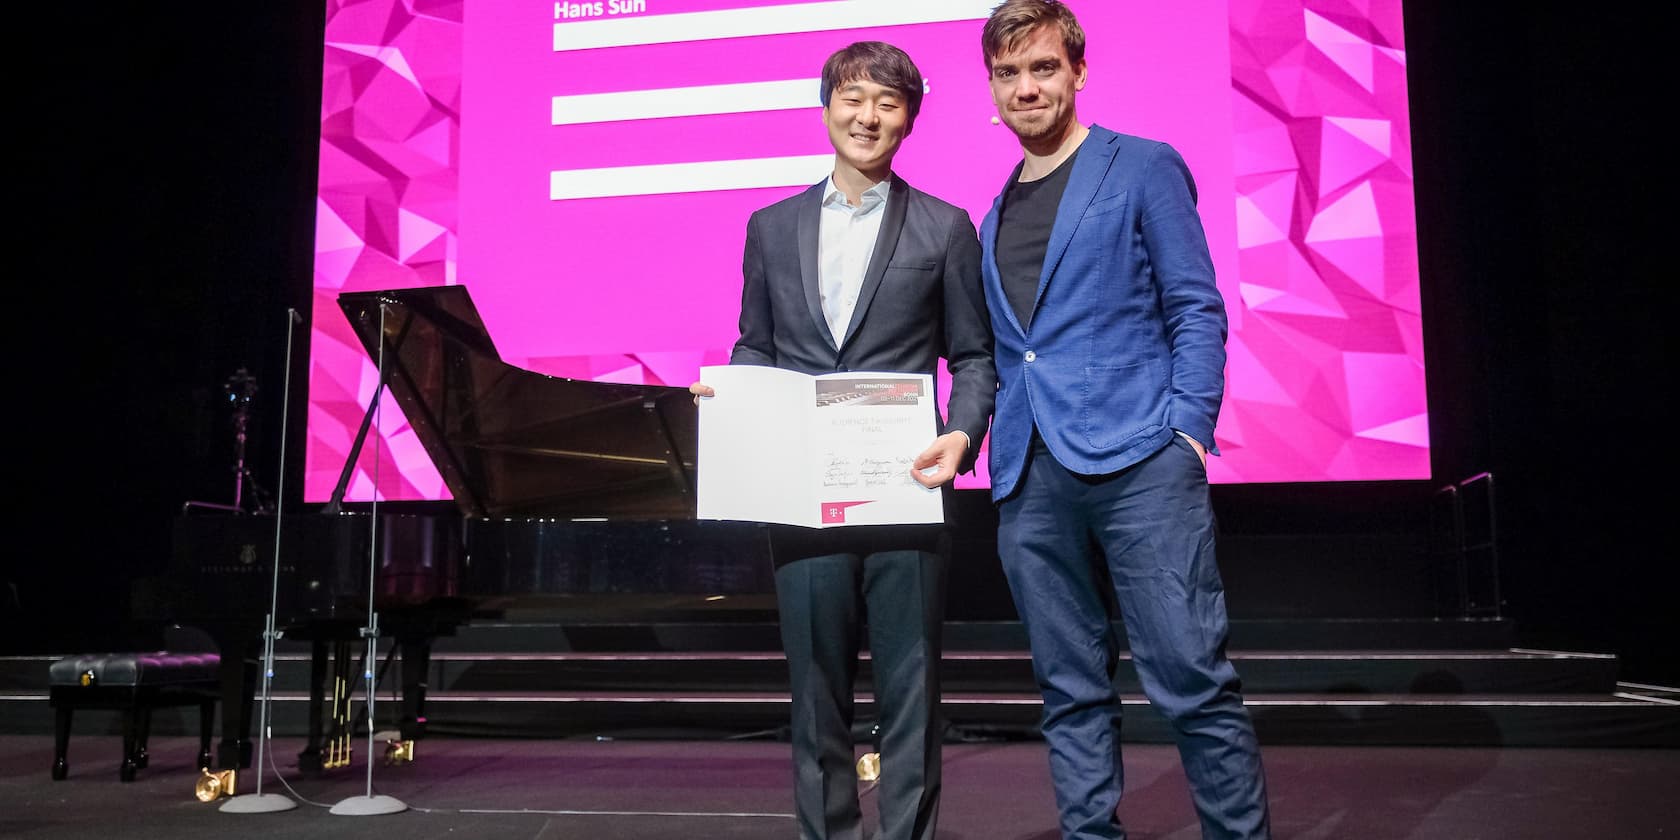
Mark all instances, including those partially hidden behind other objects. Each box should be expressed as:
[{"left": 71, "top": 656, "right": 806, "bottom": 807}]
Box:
[{"left": 730, "top": 175, "right": 994, "bottom": 840}]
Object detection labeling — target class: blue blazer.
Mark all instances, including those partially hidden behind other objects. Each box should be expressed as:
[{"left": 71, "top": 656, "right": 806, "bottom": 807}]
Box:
[{"left": 979, "top": 125, "right": 1227, "bottom": 501}]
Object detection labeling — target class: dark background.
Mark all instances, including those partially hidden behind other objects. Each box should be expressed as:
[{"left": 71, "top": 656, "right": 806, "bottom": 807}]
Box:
[{"left": 9, "top": 5, "right": 1672, "bottom": 683}]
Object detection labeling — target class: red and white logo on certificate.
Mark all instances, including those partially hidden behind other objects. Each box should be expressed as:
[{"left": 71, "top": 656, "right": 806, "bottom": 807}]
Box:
[{"left": 820, "top": 501, "right": 871, "bottom": 524}]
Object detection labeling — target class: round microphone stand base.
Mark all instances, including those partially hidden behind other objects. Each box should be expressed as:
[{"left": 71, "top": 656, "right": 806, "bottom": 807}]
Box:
[
  {"left": 219, "top": 793, "right": 298, "bottom": 813},
  {"left": 330, "top": 794, "right": 408, "bottom": 816}
]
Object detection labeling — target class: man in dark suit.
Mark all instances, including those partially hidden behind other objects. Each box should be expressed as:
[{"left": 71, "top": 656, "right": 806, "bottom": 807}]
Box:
[
  {"left": 690, "top": 41, "right": 993, "bottom": 840},
  {"left": 975, "top": 2, "right": 1271, "bottom": 838}
]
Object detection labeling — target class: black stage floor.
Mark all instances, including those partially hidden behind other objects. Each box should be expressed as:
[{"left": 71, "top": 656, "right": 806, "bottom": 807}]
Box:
[{"left": 1, "top": 734, "right": 1674, "bottom": 839}]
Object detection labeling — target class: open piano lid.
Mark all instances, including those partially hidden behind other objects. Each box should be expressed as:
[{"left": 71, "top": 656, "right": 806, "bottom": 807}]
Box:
[{"left": 337, "top": 286, "right": 697, "bottom": 520}]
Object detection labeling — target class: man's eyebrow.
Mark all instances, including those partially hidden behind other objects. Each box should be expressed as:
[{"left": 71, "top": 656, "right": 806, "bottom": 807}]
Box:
[
  {"left": 993, "top": 53, "right": 1049, "bottom": 69},
  {"left": 838, "top": 81, "right": 903, "bottom": 98}
]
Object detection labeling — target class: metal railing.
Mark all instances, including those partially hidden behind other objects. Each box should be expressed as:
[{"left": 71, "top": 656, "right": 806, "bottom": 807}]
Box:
[{"left": 1431, "top": 471, "right": 1503, "bottom": 618}]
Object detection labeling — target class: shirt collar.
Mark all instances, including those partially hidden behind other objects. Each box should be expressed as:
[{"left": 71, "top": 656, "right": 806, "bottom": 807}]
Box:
[{"left": 823, "top": 175, "right": 891, "bottom": 212}]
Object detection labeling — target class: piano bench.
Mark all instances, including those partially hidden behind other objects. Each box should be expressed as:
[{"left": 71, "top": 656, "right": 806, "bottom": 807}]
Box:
[{"left": 48, "top": 650, "right": 220, "bottom": 782}]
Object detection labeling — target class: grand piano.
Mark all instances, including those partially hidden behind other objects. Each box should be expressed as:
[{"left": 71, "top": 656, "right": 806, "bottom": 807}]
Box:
[{"left": 154, "top": 285, "right": 773, "bottom": 771}]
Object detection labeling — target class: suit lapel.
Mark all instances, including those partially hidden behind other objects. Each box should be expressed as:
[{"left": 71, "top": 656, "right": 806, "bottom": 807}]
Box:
[
  {"left": 839, "top": 176, "right": 909, "bottom": 348},
  {"left": 795, "top": 182, "right": 833, "bottom": 351},
  {"left": 1035, "top": 128, "right": 1120, "bottom": 314}
]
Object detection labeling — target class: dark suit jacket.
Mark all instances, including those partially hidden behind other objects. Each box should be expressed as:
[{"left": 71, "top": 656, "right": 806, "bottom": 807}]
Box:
[{"left": 731, "top": 176, "right": 995, "bottom": 473}]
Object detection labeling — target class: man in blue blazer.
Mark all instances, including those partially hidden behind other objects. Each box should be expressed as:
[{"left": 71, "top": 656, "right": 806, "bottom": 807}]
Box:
[
  {"left": 692, "top": 41, "right": 993, "bottom": 840},
  {"left": 977, "top": 2, "right": 1270, "bottom": 838}
]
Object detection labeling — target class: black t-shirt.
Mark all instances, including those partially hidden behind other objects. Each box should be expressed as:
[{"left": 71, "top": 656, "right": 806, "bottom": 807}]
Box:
[{"left": 996, "top": 149, "right": 1079, "bottom": 329}]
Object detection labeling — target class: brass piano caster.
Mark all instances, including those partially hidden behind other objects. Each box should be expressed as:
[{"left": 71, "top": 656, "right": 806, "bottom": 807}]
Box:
[
  {"left": 195, "top": 768, "right": 238, "bottom": 802},
  {"left": 855, "top": 752, "right": 881, "bottom": 783},
  {"left": 383, "top": 738, "right": 416, "bottom": 766}
]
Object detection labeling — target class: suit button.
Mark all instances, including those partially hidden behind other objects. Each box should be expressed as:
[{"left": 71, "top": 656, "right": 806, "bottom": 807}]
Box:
[{"left": 1024, "top": 350, "right": 1037, "bottom": 362}]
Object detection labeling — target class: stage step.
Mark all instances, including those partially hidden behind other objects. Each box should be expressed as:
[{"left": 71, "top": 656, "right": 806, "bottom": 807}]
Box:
[
  {"left": 3, "top": 687, "right": 1674, "bottom": 749},
  {"left": 0, "top": 647, "right": 1618, "bottom": 698},
  {"left": 366, "top": 648, "right": 1621, "bottom": 696},
  {"left": 2, "top": 612, "right": 1667, "bottom": 750},
  {"left": 422, "top": 615, "right": 1522, "bottom": 653},
  {"left": 4, "top": 642, "right": 1673, "bottom": 748},
  {"left": 409, "top": 689, "right": 1680, "bottom": 748}
]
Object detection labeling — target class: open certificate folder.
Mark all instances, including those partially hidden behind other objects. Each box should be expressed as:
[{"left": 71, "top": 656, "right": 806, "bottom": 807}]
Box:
[{"left": 696, "top": 365, "right": 944, "bottom": 528}]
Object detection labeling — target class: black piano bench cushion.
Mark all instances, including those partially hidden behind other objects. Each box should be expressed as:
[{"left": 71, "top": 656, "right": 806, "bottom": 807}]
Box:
[
  {"left": 48, "top": 651, "right": 220, "bottom": 782},
  {"left": 49, "top": 651, "right": 220, "bottom": 688}
]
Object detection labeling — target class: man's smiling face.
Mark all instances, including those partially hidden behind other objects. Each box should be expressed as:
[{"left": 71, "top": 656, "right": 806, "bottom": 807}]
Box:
[{"left": 823, "top": 76, "right": 911, "bottom": 181}]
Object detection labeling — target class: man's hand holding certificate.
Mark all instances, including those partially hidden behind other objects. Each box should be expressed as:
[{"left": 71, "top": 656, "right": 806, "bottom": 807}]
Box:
[{"left": 695, "top": 365, "right": 944, "bottom": 528}]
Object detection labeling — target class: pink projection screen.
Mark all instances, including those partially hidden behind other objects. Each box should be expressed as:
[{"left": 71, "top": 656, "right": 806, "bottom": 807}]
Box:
[{"left": 307, "top": 0, "right": 1426, "bottom": 502}]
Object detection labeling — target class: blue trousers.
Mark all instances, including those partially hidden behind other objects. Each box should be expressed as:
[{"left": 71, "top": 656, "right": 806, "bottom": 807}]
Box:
[{"left": 997, "top": 436, "right": 1270, "bottom": 839}]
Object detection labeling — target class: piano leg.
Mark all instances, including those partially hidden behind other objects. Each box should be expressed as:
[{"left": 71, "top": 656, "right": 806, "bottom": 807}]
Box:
[
  {"left": 214, "top": 657, "right": 256, "bottom": 770},
  {"left": 397, "top": 634, "right": 432, "bottom": 743},
  {"left": 296, "top": 639, "right": 329, "bottom": 773},
  {"left": 210, "top": 625, "right": 258, "bottom": 771}
]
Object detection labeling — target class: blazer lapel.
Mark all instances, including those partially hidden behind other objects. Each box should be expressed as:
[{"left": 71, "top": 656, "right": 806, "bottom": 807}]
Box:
[
  {"left": 795, "top": 182, "right": 834, "bottom": 352},
  {"left": 1035, "top": 128, "right": 1120, "bottom": 314},
  {"left": 839, "top": 176, "right": 909, "bottom": 348}
]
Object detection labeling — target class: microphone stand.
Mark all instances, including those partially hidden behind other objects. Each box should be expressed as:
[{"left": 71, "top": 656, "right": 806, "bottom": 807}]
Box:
[
  {"left": 230, "top": 369, "right": 254, "bottom": 514},
  {"left": 220, "top": 310, "right": 304, "bottom": 813},
  {"left": 331, "top": 302, "right": 407, "bottom": 816},
  {"left": 181, "top": 367, "right": 272, "bottom": 516}
]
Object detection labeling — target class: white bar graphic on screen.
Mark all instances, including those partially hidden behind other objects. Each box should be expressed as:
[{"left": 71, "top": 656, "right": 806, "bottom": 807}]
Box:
[
  {"left": 553, "top": 78, "right": 818, "bottom": 125},
  {"left": 551, "top": 154, "right": 832, "bottom": 200},
  {"left": 554, "top": 0, "right": 995, "bottom": 52}
]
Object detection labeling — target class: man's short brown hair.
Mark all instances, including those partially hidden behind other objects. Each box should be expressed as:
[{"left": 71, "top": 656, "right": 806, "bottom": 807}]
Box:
[{"left": 981, "top": 0, "right": 1086, "bottom": 70}]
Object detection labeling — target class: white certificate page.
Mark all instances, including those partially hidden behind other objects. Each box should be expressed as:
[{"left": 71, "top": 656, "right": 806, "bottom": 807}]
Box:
[{"left": 696, "top": 365, "right": 943, "bottom": 528}]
